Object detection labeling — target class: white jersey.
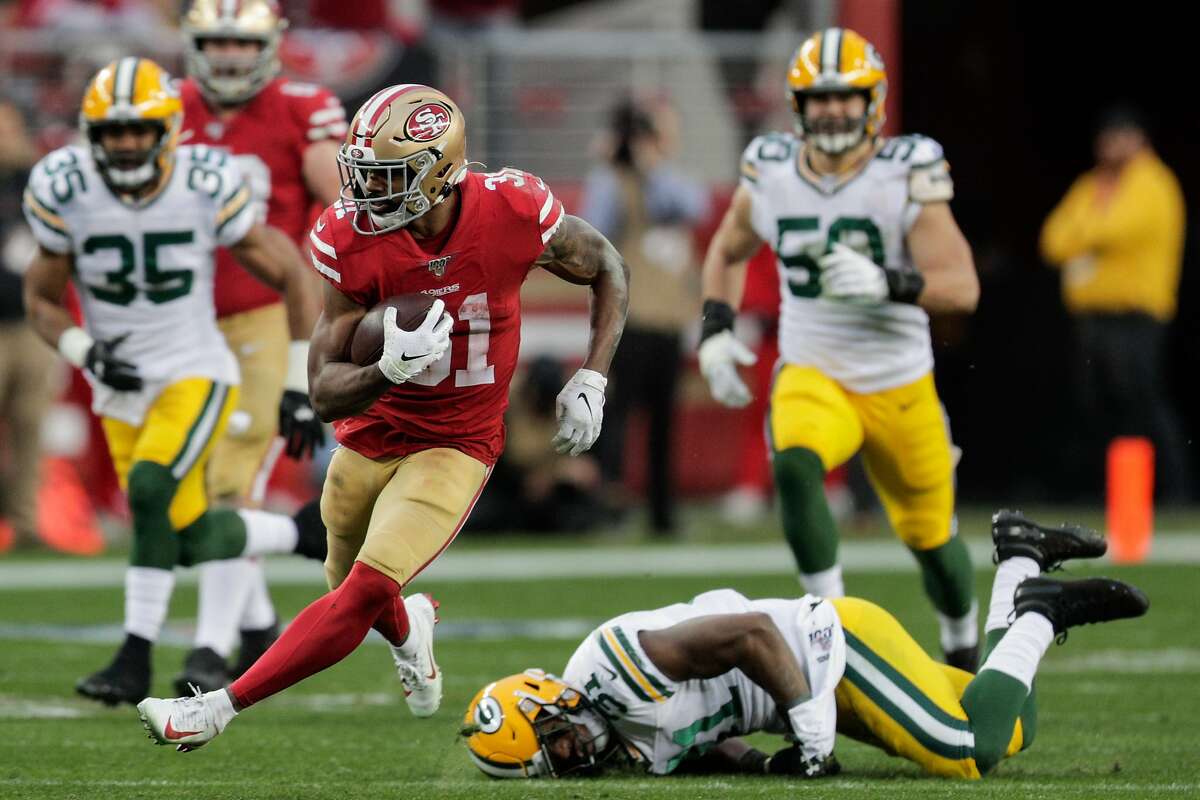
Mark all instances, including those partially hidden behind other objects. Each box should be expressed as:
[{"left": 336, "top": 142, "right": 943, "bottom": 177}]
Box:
[
  {"left": 562, "top": 589, "right": 846, "bottom": 775},
  {"left": 23, "top": 144, "right": 256, "bottom": 424},
  {"left": 741, "top": 132, "right": 954, "bottom": 393}
]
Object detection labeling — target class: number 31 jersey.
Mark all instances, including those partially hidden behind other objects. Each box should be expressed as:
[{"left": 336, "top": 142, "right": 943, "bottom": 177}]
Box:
[
  {"left": 742, "top": 132, "right": 954, "bottom": 393},
  {"left": 23, "top": 144, "right": 254, "bottom": 423},
  {"left": 308, "top": 168, "right": 565, "bottom": 465}
]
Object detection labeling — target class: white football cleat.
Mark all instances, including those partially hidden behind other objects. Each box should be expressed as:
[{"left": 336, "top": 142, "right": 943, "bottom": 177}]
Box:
[
  {"left": 137, "top": 685, "right": 236, "bottom": 752},
  {"left": 391, "top": 593, "right": 442, "bottom": 718}
]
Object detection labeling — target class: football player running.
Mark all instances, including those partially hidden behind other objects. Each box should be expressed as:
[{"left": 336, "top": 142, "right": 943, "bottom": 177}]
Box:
[
  {"left": 21, "top": 58, "right": 325, "bottom": 706},
  {"left": 173, "top": 0, "right": 348, "bottom": 696},
  {"left": 136, "top": 84, "right": 628, "bottom": 749},
  {"left": 463, "top": 512, "right": 1147, "bottom": 779},
  {"left": 698, "top": 28, "right": 983, "bottom": 669}
]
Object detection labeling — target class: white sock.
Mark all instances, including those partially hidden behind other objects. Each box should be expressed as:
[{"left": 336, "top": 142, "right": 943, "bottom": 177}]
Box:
[
  {"left": 195, "top": 558, "right": 256, "bottom": 657},
  {"left": 978, "top": 612, "right": 1054, "bottom": 691},
  {"left": 985, "top": 557, "right": 1041, "bottom": 634},
  {"left": 799, "top": 564, "right": 844, "bottom": 598},
  {"left": 238, "top": 509, "right": 298, "bottom": 556},
  {"left": 938, "top": 600, "right": 979, "bottom": 652},
  {"left": 205, "top": 688, "right": 238, "bottom": 731},
  {"left": 124, "top": 567, "right": 176, "bottom": 642},
  {"left": 237, "top": 559, "right": 277, "bottom": 631}
]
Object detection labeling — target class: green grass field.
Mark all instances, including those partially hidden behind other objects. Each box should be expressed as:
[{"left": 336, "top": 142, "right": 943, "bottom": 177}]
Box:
[{"left": 1, "top": 522, "right": 1198, "bottom": 799}]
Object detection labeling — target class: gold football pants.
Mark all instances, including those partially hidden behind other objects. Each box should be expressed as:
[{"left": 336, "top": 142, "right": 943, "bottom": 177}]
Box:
[
  {"left": 770, "top": 366, "right": 956, "bottom": 550},
  {"left": 102, "top": 378, "right": 238, "bottom": 530},
  {"left": 831, "top": 597, "right": 1022, "bottom": 778},
  {"left": 319, "top": 445, "right": 489, "bottom": 589}
]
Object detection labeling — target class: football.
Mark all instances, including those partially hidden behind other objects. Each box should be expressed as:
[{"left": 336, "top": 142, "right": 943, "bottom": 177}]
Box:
[{"left": 349, "top": 294, "right": 437, "bottom": 366}]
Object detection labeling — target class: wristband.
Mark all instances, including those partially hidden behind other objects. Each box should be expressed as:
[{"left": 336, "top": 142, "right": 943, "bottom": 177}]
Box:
[
  {"left": 885, "top": 268, "right": 926, "bottom": 304},
  {"left": 57, "top": 326, "right": 94, "bottom": 368},
  {"left": 700, "top": 299, "right": 736, "bottom": 343},
  {"left": 285, "top": 340, "right": 310, "bottom": 393}
]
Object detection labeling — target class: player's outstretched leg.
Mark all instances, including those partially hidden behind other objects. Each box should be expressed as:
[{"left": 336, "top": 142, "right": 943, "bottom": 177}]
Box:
[
  {"left": 388, "top": 593, "right": 443, "bottom": 717},
  {"left": 773, "top": 448, "right": 845, "bottom": 598},
  {"left": 961, "top": 513, "right": 1146, "bottom": 775},
  {"left": 138, "top": 685, "right": 238, "bottom": 752}
]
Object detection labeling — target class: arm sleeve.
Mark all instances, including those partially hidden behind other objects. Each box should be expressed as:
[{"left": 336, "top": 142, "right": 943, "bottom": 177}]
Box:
[
  {"left": 785, "top": 599, "right": 846, "bottom": 762},
  {"left": 22, "top": 158, "right": 73, "bottom": 253}
]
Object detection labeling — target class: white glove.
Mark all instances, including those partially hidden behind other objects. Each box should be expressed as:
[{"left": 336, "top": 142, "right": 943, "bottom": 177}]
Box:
[
  {"left": 553, "top": 368, "right": 607, "bottom": 456},
  {"left": 377, "top": 299, "right": 453, "bottom": 384},
  {"left": 818, "top": 243, "right": 888, "bottom": 305},
  {"left": 698, "top": 330, "right": 757, "bottom": 408},
  {"left": 787, "top": 697, "right": 838, "bottom": 763}
]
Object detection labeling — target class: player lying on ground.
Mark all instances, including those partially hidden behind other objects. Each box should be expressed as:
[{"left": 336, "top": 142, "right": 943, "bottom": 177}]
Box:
[
  {"left": 135, "top": 83, "right": 628, "bottom": 749},
  {"left": 21, "top": 58, "right": 326, "bottom": 706},
  {"left": 461, "top": 511, "right": 1147, "bottom": 779}
]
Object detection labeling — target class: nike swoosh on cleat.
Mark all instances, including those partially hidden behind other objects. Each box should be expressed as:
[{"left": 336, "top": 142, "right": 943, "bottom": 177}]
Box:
[
  {"left": 425, "top": 645, "right": 438, "bottom": 680},
  {"left": 163, "top": 717, "right": 203, "bottom": 740}
]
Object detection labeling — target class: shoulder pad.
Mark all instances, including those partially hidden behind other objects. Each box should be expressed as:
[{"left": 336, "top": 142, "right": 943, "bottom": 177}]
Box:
[
  {"left": 878, "top": 135, "right": 953, "bottom": 203},
  {"left": 28, "top": 146, "right": 91, "bottom": 210},
  {"left": 741, "top": 132, "right": 796, "bottom": 185}
]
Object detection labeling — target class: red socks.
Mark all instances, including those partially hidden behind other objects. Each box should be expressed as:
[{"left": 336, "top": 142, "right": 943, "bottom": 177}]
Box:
[
  {"left": 372, "top": 594, "right": 411, "bottom": 647},
  {"left": 230, "top": 561, "right": 399, "bottom": 708}
]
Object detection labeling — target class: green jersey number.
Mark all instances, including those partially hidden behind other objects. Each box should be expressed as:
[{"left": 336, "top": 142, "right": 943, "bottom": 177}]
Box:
[
  {"left": 776, "top": 216, "right": 885, "bottom": 299},
  {"left": 81, "top": 230, "right": 196, "bottom": 306}
]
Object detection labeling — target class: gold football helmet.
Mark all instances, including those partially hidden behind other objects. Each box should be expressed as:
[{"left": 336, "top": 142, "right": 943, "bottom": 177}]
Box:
[
  {"left": 80, "top": 57, "right": 183, "bottom": 192},
  {"left": 462, "top": 670, "right": 626, "bottom": 779},
  {"left": 787, "top": 27, "right": 887, "bottom": 154},
  {"left": 337, "top": 84, "right": 469, "bottom": 235},
  {"left": 182, "top": 0, "right": 287, "bottom": 105}
]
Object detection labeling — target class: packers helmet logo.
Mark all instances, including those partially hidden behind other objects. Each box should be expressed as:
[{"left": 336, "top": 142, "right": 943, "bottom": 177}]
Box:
[
  {"left": 474, "top": 696, "right": 504, "bottom": 733},
  {"left": 405, "top": 103, "right": 451, "bottom": 142}
]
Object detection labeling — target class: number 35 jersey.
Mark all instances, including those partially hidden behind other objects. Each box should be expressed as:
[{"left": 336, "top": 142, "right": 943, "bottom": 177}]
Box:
[
  {"left": 741, "top": 132, "right": 954, "bottom": 393},
  {"left": 23, "top": 144, "right": 254, "bottom": 423},
  {"left": 308, "top": 168, "right": 565, "bottom": 465}
]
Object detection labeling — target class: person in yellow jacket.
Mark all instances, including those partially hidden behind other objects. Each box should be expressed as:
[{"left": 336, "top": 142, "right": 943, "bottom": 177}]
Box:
[{"left": 1040, "top": 108, "right": 1191, "bottom": 502}]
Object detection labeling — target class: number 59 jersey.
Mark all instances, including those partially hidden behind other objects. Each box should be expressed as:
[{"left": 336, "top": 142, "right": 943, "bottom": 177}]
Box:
[
  {"left": 741, "top": 132, "right": 954, "bottom": 393},
  {"left": 23, "top": 144, "right": 254, "bottom": 423}
]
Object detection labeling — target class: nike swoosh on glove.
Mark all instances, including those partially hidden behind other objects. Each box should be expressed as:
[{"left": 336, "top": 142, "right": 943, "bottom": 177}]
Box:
[
  {"left": 553, "top": 368, "right": 607, "bottom": 456},
  {"left": 698, "top": 330, "right": 757, "bottom": 408},
  {"left": 818, "top": 242, "right": 888, "bottom": 305},
  {"left": 377, "top": 299, "right": 453, "bottom": 384},
  {"left": 86, "top": 333, "right": 144, "bottom": 391}
]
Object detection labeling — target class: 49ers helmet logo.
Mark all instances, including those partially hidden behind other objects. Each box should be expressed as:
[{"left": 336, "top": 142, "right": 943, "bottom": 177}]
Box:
[{"left": 405, "top": 103, "right": 452, "bottom": 142}]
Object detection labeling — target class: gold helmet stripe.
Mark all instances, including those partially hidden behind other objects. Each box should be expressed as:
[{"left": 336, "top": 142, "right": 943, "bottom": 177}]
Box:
[
  {"left": 113, "top": 56, "right": 140, "bottom": 110},
  {"left": 821, "top": 27, "right": 843, "bottom": 77}
]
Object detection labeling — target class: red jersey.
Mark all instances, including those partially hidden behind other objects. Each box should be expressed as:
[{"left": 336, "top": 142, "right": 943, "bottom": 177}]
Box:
[
  {"left": 309, "top": 169, "right": 566, "bottom": 465},
  {"left": 180, "top": 77, "right": 348, "bottom": 317}
]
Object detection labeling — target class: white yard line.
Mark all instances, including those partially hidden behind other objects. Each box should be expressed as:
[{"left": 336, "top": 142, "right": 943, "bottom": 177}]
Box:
[{"left": 3, "top": 534, "right": 1199, "bottom": 591}]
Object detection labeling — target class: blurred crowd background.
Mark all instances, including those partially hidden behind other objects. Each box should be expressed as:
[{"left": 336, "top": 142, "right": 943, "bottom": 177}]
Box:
[{"left": 2, "top": 0, "right": 1198, "bottom": 550}]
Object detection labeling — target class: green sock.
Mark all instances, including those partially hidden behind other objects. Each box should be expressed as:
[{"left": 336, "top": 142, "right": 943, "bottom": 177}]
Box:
[
  {"left": 126, "top": 461, "right": 181, "bottom": 569},
  {"left": 772, "top": 448, "right": 839, "bottom": 574},
  {"left": 911, "top": 535, "right": 975, "bottom": 618},
  {"left": 177, "top": 508, "right": 248, "bottom": 566},
  {"left": 961, "top": 669, "right": 1029, "bottom": 775},
  {"left": 981, "top": 628, "right": 1037, "bottom": 751}
]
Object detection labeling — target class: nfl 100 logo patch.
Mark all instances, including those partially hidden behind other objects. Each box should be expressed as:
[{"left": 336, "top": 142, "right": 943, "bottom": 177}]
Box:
[{"left": 426, "top": 255, "right": 452, "bottom": 277}]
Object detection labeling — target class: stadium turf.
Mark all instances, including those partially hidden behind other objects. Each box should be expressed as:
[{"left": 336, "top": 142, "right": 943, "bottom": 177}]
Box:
[{"left": 0, "top": 538, "right": 1196, "bottom": 799}]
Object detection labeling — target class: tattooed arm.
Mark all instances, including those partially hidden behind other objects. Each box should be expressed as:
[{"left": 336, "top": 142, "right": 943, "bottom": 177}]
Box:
[{"left": 533, "top": 214, "right": 629, "bottom": 375}]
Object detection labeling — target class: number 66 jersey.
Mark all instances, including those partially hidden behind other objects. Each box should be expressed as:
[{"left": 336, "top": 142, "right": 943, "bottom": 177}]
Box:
[
  {"left": 22, "top": 143, "right": 254, "bottom": 423},
  {"left": 741, "top": 132, "right": 954, "bottom": 394}
]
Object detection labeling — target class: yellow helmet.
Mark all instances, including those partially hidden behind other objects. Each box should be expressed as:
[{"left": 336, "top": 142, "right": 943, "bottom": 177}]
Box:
[
  {"left": 80, "top": 57, "right": 183, "bottom": 192},
  {"left": 786, "top": 27, "right": 887, "bottom": 154},
  {"left": 182, "top": 0, "right": 287, "bottom": 105},
  {"left": 337, "top": 84, "right": 469, "bottom": 235},
  {"left": 462, "top": 670, "right": 626, "bottom": 779}
]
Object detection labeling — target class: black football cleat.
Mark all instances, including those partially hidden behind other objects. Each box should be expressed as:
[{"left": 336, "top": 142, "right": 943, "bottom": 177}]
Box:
[
  {"left": 172, "top": 647, "right": 229, "bottom": 697},
  {"left": 292, "top": 499, "right": 327, "bottom": 561},
  {"left": 230, "top": 623, "right": 279, "bottom": 680},
  {"left": 944, "top": 644, "right": 980, "bottom": 673},
  {"left": 1013, "top": 576, "right": 1149, "bottom": 640},
  {"left": 991, "top": 509, "right": 1107, "bottom": 571},
  {"left": 76, "top": 661, "right": 151, "bottom": 706}
]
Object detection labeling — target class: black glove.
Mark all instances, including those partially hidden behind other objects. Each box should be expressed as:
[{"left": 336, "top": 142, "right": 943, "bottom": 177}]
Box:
[
  {"left": 766, "top": 745, "right": 840, "bottom": 778},
  {"left": 279, "top": 389, "right": 324, "bottom": 459},
  {"left": 85, "top": 334, "right": 143, "bottom": 391}
]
